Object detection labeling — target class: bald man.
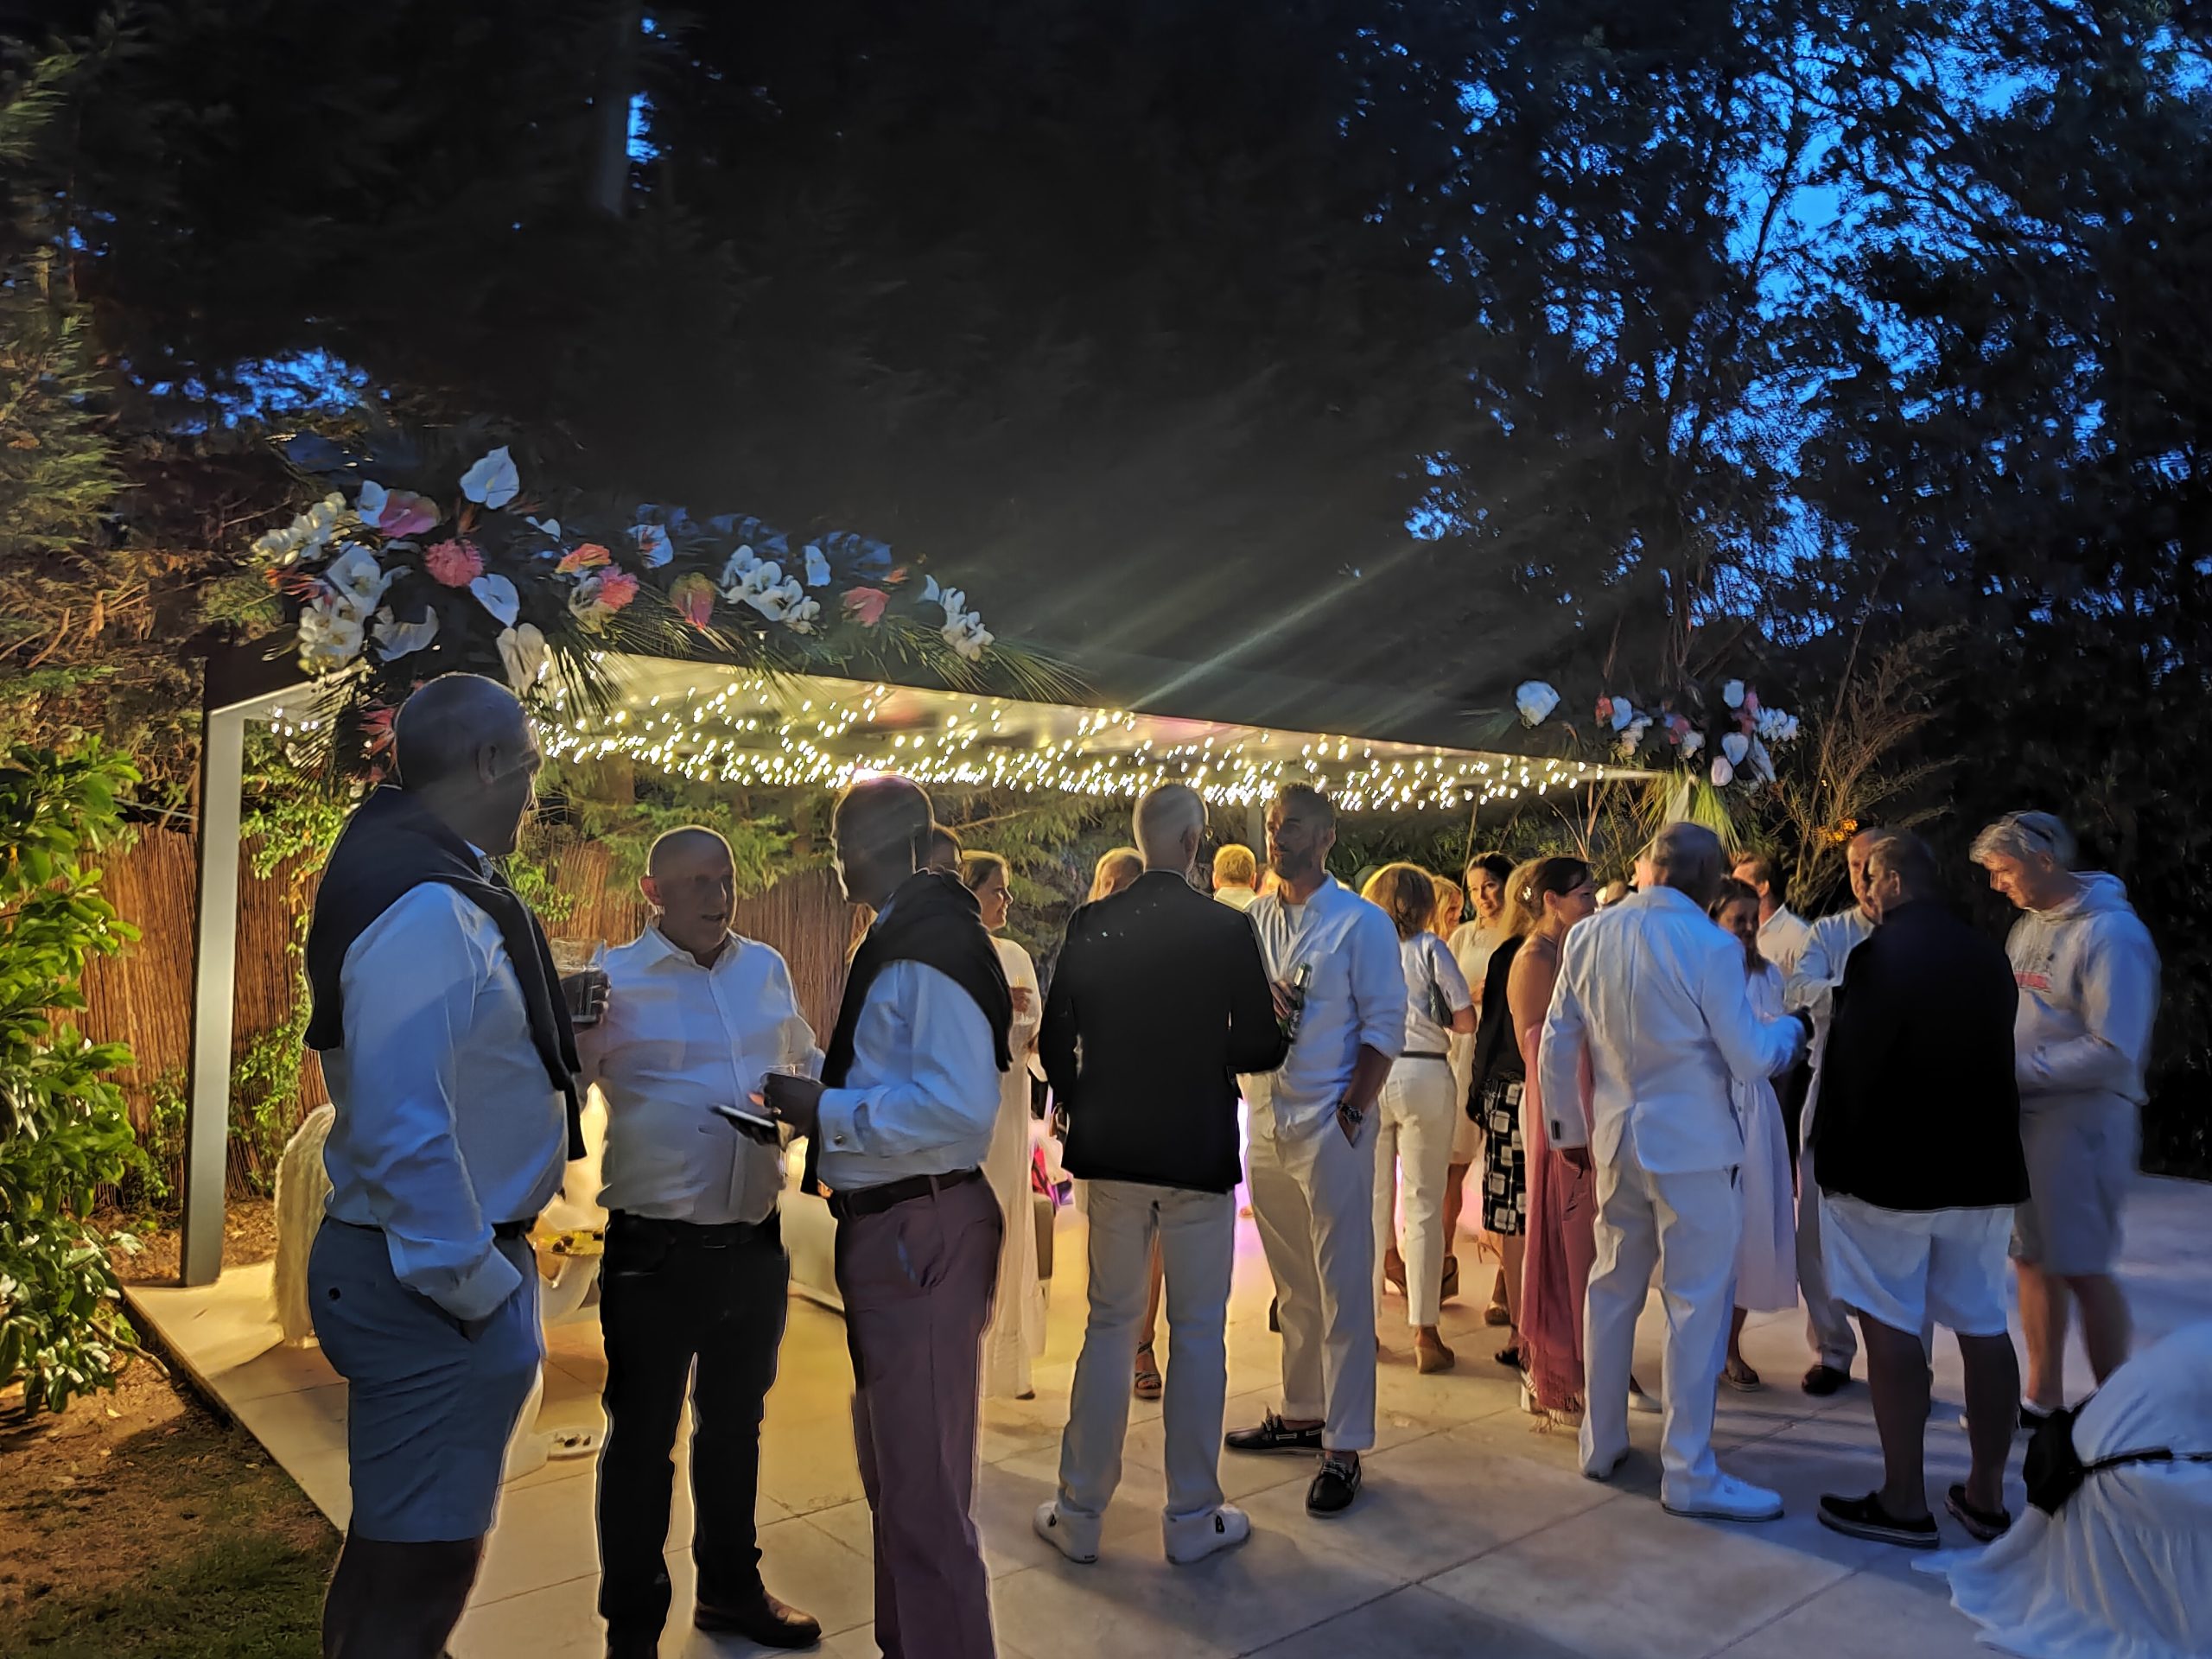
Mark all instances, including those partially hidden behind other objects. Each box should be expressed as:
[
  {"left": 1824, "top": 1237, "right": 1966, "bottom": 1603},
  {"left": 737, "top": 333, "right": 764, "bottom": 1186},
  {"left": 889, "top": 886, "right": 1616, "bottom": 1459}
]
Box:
[
  {"left": 760, "top": 778, "right": 1014, "bottom": 1659},
  {"left": 1035, "top": 786, "right": 1286, "bottom": 1565},
  {"left": 580, "top": 828, "right": 822, "bottom": 1655},
  {"left": 302, "top": 673, "right": 589, "bottom": 1658},
  {"left": 1541, "top": 823, "right": 1808, "bottom": 1522}
]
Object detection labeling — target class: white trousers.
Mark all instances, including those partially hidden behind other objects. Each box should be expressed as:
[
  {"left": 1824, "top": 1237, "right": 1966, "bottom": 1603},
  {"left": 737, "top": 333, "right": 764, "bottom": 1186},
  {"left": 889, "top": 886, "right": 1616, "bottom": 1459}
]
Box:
[
  {"left": 1580, "top": 1138, "right": 1740, "bottom": 1504},
  {"left": 1249, "top": 1105, "right": 1376, "bottom": 1452},
  {"left": 1372, "top": 1058, "right": 1459, "bottom": 1326},
  {"left": 1058, "top": 1179, "right": 1236, "bottom": 1528},
  {"left": 1796, "top": 1142, "right": 1859, "bottom": 1370}
]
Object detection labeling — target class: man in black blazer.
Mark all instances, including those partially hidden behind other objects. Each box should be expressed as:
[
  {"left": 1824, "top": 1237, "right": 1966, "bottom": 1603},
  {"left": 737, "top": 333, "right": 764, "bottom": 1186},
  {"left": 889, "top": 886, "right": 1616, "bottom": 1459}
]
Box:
[
  {"left": 1811, "top": 832, "right": 2028, "bottom": 1551},
  {"left": 1033, "top": 784, "right": 1287, "bottom": 1567}
]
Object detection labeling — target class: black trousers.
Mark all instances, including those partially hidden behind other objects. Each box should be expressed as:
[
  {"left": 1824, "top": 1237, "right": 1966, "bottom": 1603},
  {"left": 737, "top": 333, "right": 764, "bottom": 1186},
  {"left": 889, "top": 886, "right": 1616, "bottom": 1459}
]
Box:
[{"left": 595, "top": 1209, "right": 789, "bottom": 1642}]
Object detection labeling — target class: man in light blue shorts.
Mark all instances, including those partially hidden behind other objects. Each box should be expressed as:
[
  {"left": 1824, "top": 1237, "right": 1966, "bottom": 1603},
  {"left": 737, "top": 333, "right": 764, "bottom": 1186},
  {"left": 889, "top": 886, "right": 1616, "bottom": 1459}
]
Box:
[{"left": 303, "top": 674, "right": 594, "bottom": 1658}]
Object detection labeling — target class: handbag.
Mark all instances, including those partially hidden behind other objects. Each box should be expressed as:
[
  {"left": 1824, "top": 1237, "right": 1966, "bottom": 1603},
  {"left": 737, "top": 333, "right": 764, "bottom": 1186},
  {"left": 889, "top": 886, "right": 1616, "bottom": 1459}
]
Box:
[
  {"left": 1421, "top": 938, "right": 1455, "bottom": 1030},
  {"left": 2024, "top": 1401, "right": 2212, "bottom": 1516}
]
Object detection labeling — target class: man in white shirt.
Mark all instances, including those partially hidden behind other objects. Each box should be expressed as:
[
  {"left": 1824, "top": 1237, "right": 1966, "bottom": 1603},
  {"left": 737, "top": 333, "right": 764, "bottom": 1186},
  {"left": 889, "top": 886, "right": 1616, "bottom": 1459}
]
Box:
[
  {"left": 761, "top": 777, "right": 1013, "bottom": 1659},
  {"left": 580, "top": 828, "right": 822, "bottom": 1657},
  {"left": 1541, "top": 823, "right": 1807, "bottom": 1522},
  {"left": 1224, "top": 783, "right": 1402, "bottom": 1518},
  {"left": 1786, "top": 827, "right": 1888, "bottom": 1396},
  {"left": 1732, "top": 850, "right": 1813, "bottom": 978},
  {"left": 304, "top": 675, "right": 585, "bottom": 1659},
  {"left": 1211, "top": 842, "right": 1260, "bottom": 911}
]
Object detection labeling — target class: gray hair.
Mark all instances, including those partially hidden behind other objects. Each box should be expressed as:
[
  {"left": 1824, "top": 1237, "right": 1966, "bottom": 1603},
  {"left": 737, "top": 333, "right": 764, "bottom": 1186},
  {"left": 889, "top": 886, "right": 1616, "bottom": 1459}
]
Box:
[
  {"left": 1648, "top": 822, "right": 1726, "bottom": 902},
  {"left": 1971, "top": 810, "right": 2077, "bottom": 871},
  {"left": 1134, "top": 783, "right": 1205, "bottom": 862}
]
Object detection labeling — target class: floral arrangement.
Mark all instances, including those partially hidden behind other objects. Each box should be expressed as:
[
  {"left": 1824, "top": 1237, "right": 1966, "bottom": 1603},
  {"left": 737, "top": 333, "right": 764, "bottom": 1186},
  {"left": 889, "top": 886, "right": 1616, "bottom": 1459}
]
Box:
[
  {"left": 1512, "top": 675, "right": 1802, "bottom": 788},
  {"left": 244, "top": 435, "right": 1059, "bottom": 772}
]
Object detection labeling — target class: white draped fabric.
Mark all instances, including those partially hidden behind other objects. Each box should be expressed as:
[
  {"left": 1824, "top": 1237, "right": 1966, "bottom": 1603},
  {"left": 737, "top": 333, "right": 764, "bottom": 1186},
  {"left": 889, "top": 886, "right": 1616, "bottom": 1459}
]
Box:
[
  {"left": 1928, "top": 1320, "right": 2212, "bottom": 1659},
  {"left": 981, "top": 934, "right": 1048, "bottom": 1397}
]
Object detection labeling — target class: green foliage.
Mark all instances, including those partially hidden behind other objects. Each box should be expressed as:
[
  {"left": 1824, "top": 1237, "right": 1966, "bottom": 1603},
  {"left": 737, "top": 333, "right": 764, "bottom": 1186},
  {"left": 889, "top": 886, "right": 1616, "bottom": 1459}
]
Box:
[{"left": 0, "top": 741, "right": 146, "bottom": 1413}]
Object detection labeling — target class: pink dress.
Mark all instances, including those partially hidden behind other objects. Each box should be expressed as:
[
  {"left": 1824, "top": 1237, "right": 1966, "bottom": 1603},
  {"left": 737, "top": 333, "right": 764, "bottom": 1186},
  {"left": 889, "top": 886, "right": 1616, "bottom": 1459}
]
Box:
[{"left": 1519, "top": 1021, "right": 1597, "bottom": 1414}]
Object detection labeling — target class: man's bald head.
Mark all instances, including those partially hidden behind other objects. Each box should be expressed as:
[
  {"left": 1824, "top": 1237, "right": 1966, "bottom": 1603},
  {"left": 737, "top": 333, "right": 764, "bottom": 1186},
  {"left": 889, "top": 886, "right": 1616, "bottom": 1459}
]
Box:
[
  {"left": 394, "top": 673, "right": 530, "bottom": 791},
  {"left": 391, "top": 673, "right": 539, "bottom": 856},
  {"left": 1133, "top": 784, "right": 1205, "bottom": 876},
  {"left": 647, "top": 825, "right": 731, "bottom": 880},
  {"left": 831, "top": 775, "right": 935, "bottom": 908},
  {"left": 1647, "top": 822, "right": 1726, "bottom": 906}
]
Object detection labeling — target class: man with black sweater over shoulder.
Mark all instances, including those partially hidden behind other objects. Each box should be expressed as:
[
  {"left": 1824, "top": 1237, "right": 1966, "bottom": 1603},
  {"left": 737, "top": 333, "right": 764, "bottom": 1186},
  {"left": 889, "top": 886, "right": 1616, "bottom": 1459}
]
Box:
[{"left": 1033, "top": 785, "right": 1287, "bottom": 1566}]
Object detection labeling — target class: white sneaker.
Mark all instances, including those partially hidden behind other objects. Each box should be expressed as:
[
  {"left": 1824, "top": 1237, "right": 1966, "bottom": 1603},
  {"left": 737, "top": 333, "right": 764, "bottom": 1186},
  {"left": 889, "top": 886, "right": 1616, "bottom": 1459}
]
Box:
[
  {"left": 1165, "top": 1503, "right": 1253, "bottom": 1565},
  {"left": 1662, "top": 1474, "right": 1784, "bottom": 1522},
  {"left": 1628, "top": 1383, "right": 1663, "bottom": 1415},
  {"left": 1033, "top": 1500, "right": 1101, "bottom": 1564},
  {"left": 1581, "top": 1445, "right": 1630, "bottom": 1482}
]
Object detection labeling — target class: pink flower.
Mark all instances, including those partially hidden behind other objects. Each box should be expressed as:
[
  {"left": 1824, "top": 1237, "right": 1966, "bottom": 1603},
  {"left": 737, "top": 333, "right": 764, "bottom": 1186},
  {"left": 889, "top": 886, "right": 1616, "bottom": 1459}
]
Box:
[
  {"left": 424, "top": 537, "right": 485, "bottom": 587},
  {"left": 1665, "top": 713, "right": 1692, "bottom": 743},
  {"left": 595, "top": 569, "right": 639, "bottom": 613},
  {"left": 377, "top": 491, "right": 441, "bottom": 538},
  {"left": 1742, "top": 686, "right": 1762, "bottom": 716},
  {"left": 842, "top": 586, "right": 890, "bottom": 627},
  {"left": 1594, "top": 696, "right": 1615, "bottom": 724},
  {"left": 556, "top": 542, "right": 613, "bottom": 575},
  {"left": 669, "top": 573, "right": 716, "bottom": 629}
]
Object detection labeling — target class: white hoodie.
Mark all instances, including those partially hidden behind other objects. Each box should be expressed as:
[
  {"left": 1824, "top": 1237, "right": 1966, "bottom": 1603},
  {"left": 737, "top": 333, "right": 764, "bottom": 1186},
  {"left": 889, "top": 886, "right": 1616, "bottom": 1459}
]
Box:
[{"left": 2005, "top": 871, "right": 2161, "bottom": 1107}]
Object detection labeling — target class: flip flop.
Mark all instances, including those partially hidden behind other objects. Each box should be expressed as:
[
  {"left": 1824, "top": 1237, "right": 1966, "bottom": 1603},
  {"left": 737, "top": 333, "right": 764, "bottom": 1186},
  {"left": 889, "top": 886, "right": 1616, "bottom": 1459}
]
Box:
[{"left": 1134, "top": 1342, "right": 1164, "bottom": 1402}]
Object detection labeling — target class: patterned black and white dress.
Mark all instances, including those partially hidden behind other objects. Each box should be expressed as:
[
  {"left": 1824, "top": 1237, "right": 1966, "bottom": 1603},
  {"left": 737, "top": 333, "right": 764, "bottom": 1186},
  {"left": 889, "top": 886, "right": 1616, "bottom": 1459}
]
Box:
[{"left": 1470, "top": 932, "right": 1529, "bottom": 1236}]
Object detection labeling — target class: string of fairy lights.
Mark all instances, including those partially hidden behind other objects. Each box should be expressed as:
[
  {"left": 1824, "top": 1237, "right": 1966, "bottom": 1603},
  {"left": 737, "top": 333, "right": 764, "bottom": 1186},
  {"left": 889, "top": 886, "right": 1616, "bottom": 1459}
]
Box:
[{"left": 264, "top": 671, "right": 1615, "bottom": 812}]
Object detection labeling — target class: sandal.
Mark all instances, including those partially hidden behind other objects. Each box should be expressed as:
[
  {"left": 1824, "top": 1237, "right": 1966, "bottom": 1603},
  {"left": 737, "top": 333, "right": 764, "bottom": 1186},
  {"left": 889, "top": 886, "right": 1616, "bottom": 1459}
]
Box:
[
  {"left": 1134, "top": 1342, "right": 1163, "bottom": 1401},
  {"left": 1382, "top": 1250, "right": 1408, "bottom": 1296},
  {"left": 1494, "top": 1338, "right": 1524, "bottom": 1370},
  {"left": 1723, "top": 1357, "right": 1763, "bottom": 1392}
]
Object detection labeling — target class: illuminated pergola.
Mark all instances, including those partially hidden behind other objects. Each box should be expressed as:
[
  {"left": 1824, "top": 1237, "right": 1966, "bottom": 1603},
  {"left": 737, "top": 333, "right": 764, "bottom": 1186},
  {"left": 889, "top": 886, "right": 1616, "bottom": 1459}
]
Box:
[{"left": 180, "top": 643, "right": 1643, "bottom": 1284}]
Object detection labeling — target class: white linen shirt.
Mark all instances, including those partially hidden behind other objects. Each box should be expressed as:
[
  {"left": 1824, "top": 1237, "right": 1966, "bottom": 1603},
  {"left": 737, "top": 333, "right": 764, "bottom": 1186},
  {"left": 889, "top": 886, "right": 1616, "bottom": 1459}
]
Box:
[
  {"left": 1398, "top": 931, "right": 1473, "bottom": 1053},
  {"left": 321, "top": 883, "right": 569, "bottom": 1321},
  {"left": 1246, "top": 875, "right": 1405, "bottom": 1137},
  {"left": 577, "top": 927, "right": 821, "bottom": 1225},
  {"left": 1538, "top": 885, "right": 1805, "bottom": 1174},
  {"left": 1784, "top": 906, "right": 1878, "bottom": 1132},
  {"left": 1757, "top": 905, "right": 1815, "bottom": 980},
  {"left": 815, "top": 959, "right": 1002, "bottom": 1191}
]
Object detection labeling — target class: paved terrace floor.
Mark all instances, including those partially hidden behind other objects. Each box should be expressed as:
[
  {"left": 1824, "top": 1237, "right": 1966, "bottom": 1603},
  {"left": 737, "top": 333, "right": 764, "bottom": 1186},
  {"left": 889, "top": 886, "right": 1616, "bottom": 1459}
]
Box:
[{"left": 125, "top": 1173, "right": 2212, "bottom": 1659}]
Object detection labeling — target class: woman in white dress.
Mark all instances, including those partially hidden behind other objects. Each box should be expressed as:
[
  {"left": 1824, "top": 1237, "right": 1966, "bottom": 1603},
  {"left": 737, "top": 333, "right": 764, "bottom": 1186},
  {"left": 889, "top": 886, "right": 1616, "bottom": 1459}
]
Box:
[
  {"left": 1710, "top": 878, "right": 1797, "bottom": 1389},
  {"left": 963, "top": 851, "right": 1047, "bottom": 1400}
]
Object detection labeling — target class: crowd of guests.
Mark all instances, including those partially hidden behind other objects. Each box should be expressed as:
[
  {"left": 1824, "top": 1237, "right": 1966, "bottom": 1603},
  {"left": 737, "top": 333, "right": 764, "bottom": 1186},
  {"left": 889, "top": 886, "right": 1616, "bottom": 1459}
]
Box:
[{"left": 299, "top": 671, "right": 2167, "bottom": 1659}]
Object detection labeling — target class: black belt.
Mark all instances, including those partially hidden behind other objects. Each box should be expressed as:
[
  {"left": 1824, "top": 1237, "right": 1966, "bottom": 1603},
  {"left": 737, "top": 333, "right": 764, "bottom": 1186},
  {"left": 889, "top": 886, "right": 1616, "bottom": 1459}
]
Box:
[
  {"left": 828, "top": 1166, "right": 984, "bottom": 1222},
  {"left": 1403, "top": 1050, "right": 1450, "bottom": 1062},
  {"left": 608, "top": 1211, "right": 779, "bottom": 1248},
  {"left": 329, "top": 1217, "right": 534, "bottom": 1241}
]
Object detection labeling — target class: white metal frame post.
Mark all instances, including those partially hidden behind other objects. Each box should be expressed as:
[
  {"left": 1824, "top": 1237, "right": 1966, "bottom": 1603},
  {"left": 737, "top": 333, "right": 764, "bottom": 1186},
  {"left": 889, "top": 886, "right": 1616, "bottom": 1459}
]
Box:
[{"left": 180, "top": 702, "right": 247, "bottom": 1287}]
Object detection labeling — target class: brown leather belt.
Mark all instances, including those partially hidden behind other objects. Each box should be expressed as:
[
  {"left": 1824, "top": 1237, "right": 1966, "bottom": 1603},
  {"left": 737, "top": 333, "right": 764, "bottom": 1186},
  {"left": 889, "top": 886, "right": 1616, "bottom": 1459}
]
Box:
[{"left": 828, "top": 1166, "right": 984, "bottom": 1221}]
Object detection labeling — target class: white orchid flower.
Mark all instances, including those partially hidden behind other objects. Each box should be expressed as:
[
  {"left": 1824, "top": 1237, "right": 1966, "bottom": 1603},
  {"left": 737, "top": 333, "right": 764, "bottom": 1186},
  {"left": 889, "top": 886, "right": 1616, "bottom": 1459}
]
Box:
[
  {"left": 460, "top": 445, "right": 520, "bottom": 509},
  {"left": 251, "top": 493, "right": 349, "bottom": 565},
  {"left": 944, "top": 611, "right": 994, "bottom": 661},
  {"left": 744, "top": 572, "right": 810, "bottom": 624},
  {"left": 357, "top": 480, "right": 388, "bottom": 519},
  {"left": 1721, "top": 731, "right": 1750, "bottom": 766},
  {"left": 323, "top": 544, "right": 394, "bottom": 613},
  {"left": 1723, "top": 679, "right": 1746, "bottom": 709},
  {"left": 497, "top": 622, "right": 549, "bottom": 693},
  {"left": 470, "top": 572, "right": 521, "bottom": 627},
  {"left": 297, "top": 594, "right": 367, "bottom": 671},
  {"left": 938, "top": 586, "right": 968, "bottom": 622},
  {"left": 372, "top": 605, "right": 440, "bottom": 662},
  {"left": 1618, "top": 716, "right": 1651, "bottom": 759},
  {"left": 1680, "top": 729, "right": 1706, "bottom": 759},
  {"left": 803, "top": 544, "right": 831, "bottom": 588},
  {"left": 719, "top": 544, "right": 762, "bottom": 593},
  {"left": 785, "top": 595, "right": 823, "bottom": 633},
  {"left": 632, "top": 523, "right": 673, "bottom": 567},
  {"left": 1514, "top": 681, "right": 1560, "bottom": 727}
]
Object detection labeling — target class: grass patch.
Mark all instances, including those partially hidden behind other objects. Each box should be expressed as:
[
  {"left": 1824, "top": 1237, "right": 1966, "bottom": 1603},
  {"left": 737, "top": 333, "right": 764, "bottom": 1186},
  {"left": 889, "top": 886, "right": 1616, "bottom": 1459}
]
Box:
[{"left": 5, "top": 1530, "right": 336, "bottom": 1657}]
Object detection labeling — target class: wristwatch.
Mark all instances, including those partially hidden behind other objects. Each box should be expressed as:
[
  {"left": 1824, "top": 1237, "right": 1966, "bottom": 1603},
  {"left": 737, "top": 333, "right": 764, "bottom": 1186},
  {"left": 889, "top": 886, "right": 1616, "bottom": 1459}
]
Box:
[{"left": 1336, "top": 1097, "right": 1365, "bottom": 1128}]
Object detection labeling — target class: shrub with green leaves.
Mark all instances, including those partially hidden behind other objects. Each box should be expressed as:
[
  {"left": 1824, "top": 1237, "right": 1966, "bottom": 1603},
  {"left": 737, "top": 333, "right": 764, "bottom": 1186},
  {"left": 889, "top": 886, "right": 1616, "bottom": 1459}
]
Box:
[{"left": 0, "top": 741, "right": 145, "bottom": 1412}]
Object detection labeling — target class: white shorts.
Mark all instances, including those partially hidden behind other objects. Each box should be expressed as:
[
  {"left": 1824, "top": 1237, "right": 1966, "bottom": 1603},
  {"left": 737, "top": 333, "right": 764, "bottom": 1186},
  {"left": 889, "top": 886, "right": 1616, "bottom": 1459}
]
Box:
[{"left": 1819, "top": 1193, "right": 2013, "bottom": 1338}]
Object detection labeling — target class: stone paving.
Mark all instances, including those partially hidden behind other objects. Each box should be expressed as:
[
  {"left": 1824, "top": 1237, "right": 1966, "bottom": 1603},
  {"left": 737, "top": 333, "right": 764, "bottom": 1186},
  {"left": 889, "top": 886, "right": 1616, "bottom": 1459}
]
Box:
[{"left": 125, "top": 1173, "right": 2212, "bottom": 1658}]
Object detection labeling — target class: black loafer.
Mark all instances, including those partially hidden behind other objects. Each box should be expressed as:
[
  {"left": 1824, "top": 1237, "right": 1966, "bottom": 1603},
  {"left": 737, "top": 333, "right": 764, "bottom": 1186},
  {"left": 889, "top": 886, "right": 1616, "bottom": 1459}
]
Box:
[
  {"left": 1815, "top": 1491, "right": 1938, "bottom": 1549},
  {"left": 1801, "top": 1363, "right": 1850, "bottom": 1397},
  {"left": 1946, "top": 1483, "right": 2012, "bottom": 1542},
  {"left": 696, "top": 1591, "right": 823, "bottom": 1649},
  {"left": 1306, "top": 1454, "right": 1362, "bottom": 1516},
  {"left": 1224, "top": 1410, "right": 1323, "bottom": 1454}
]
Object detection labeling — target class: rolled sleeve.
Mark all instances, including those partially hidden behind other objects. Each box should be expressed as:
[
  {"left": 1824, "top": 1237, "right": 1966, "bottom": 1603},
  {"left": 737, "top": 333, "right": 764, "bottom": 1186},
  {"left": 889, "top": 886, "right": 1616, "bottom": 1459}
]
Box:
[{"left": 1349, "top": 907, "right": 1407, "bottom": 1059}]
